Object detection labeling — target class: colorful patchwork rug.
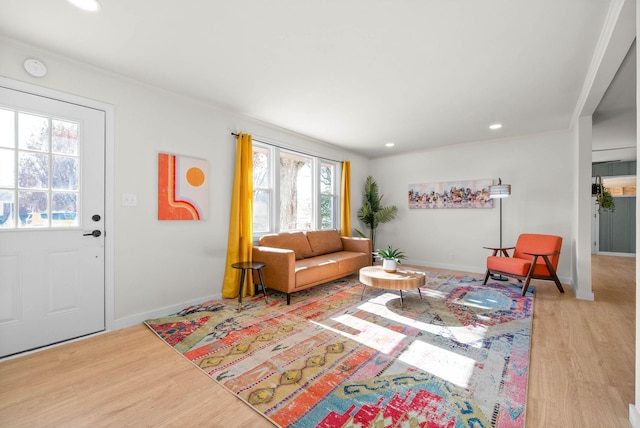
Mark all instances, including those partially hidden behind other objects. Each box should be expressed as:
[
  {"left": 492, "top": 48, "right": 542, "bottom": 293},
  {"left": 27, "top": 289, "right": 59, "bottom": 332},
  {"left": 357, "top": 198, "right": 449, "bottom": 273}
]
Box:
[{"left": 145, "top": 272, "right": 533, "bottom": 427}]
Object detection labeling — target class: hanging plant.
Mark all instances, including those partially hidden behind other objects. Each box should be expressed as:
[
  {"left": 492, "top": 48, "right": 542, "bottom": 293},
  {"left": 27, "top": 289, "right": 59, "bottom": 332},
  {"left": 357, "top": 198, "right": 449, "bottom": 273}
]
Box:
[{"left": 596, "top": 186, "right": 616, "bottom": 213}]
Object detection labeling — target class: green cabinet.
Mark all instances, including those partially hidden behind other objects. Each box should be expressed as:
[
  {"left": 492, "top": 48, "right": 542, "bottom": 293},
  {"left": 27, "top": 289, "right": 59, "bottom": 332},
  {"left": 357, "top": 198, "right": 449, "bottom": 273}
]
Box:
[
  {"left": 592, "top": 161, "right": 636, "bottom": 177},
  {"left": 599, "top": 196, "right": 636, "bottom": 253}
]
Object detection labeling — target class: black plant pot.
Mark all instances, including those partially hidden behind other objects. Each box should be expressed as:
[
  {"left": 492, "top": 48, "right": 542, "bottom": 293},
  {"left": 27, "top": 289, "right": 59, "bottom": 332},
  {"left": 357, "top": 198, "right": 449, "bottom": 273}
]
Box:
[{"left": 592, "top": 183, "right": 602, "bottom": 196}]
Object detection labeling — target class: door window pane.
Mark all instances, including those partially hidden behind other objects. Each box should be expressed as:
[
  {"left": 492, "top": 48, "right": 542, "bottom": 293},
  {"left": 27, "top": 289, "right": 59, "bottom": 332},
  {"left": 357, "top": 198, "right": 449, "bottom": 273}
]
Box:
[
  {"left": 18, "top": 152, "right": 49, "bottom": 189},
  {"left": 0, "top": 149, "right": 14, "bottom": 187},
  {"left": 52, "top": 119, "right": 79, "bottom": 156},
  {"left": 0, "top": 190, "right": 15, "bottom": 228},
  {"left": 0, "top": 109, "right": 15, "bottom": 148},
  {"left": 52, "top": 155, "right": 79, "bottom": 190},
  {"left": 52, "top": 193, "right": 78, "bottom": 227},
  {"left": 18, "top": 113, "right": 49, "bottom": 152},
  {"left": 19, "top": 191, "right": 49, "bottom": 228}
]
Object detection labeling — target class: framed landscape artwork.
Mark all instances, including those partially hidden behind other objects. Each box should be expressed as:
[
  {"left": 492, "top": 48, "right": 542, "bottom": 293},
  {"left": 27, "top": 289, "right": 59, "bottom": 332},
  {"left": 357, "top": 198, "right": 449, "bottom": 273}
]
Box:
[
  {"left": 408, "top": 179, "right": 493, "bottom": 209},
  {"left": 158, "top": 152, "right": 209, "bottom": 220}
]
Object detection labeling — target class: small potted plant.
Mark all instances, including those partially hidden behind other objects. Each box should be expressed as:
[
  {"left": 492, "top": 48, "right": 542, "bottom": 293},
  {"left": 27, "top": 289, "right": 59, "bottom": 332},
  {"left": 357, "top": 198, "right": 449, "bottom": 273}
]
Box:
[{"left": 375, "top": 245, "right": 406, "bottom": 273}]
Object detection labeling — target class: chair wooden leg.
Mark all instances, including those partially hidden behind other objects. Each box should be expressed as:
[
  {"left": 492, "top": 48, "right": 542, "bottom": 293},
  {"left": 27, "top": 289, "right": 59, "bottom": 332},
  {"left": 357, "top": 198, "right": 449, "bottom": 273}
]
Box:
[
  {"left": 521, "top": 257, "right": 537, "bottom": 296},
  {"left": 483, "top": 270, "right": 491, "bottom": 285},
  {"left": 542, "top": 255, "right": 564, "bottom": 293},
  {"left": 521, "top": 276, "right": 533, "bottom": 296},
  {"left": 552, "top": 275, "right": 564, "bottom": 293}
]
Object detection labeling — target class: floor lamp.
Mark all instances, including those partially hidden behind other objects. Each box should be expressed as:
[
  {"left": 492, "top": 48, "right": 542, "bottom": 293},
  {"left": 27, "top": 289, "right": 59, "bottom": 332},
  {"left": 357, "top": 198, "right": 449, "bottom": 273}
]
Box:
[{"left": 489, "top": 178, "right": 511, "bottom": 281}]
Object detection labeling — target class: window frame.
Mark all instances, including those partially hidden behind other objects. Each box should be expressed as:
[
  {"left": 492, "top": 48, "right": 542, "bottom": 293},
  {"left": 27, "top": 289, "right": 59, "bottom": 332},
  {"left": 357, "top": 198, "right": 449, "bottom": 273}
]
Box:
[
  {"left": 252, "top": 141, "right": 341, "bottom": 239},
  {"left": 319, "top": 160, "right": 338, "bottom": 230}
]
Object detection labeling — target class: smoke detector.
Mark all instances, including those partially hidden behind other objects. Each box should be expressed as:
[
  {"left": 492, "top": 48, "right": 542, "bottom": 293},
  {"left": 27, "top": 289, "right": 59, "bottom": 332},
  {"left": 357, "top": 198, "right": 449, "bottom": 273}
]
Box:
[{"left": 24, "top": 59, "right": 47, "bottom": 78}]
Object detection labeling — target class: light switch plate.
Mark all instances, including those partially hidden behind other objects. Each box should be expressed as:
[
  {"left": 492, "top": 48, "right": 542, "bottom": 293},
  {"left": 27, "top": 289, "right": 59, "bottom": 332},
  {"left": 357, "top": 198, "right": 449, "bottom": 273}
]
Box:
[{"left": 122, "top": 193, "right": 137, "bottom": 206}]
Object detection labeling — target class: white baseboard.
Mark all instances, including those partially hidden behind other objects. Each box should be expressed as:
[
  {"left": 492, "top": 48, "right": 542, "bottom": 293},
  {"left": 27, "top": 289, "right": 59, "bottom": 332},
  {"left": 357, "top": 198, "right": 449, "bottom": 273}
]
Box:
[
  {"left": 597, "top": 251, "right": 636, "bottom": 257},
  {"left": 630, "top": 404, "right": 640, "bottom": 428},
  {"left": 1, "top": 293, "right": 223, "bottom": 361},
  {"left": 111, "top": 293, "right": 220, "bottom": 330}
]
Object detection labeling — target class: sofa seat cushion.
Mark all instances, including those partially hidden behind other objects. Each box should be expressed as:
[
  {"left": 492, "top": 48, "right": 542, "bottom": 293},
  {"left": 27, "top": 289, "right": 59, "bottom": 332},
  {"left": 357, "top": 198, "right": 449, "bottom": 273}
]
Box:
[
  {"left": 306, "top": 229, "right": 343, "bottom": 256},
  {"left": 332, "top": 251, "right": 370, "bottom": 275},
  {"left": 294, "top": 257, "right": 339, "bottom": 288},
  {"left": 293, "top": 251, "right": 369, "bottom": 289},
  {"left": 259, "top": 231, "right": 313, "bottom": 260}
]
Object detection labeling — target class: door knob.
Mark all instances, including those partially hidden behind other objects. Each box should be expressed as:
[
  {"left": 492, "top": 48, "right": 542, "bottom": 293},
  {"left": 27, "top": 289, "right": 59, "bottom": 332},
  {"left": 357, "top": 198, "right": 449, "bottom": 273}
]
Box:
[{"left": 83, "top": 230, "right": 102, "bottom": 237}]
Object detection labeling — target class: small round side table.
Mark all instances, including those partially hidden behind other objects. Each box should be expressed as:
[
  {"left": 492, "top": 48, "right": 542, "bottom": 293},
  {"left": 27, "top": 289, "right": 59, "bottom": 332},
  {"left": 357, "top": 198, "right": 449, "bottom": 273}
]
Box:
[{"left": 231, "top": 261, "right": 268, "bottom": 311}]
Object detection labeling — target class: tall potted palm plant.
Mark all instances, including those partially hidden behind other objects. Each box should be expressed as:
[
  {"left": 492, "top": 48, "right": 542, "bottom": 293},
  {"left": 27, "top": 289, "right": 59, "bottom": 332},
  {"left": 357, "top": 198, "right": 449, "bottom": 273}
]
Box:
[{"left": 355, "top": 176, "right": 398, "bottom": 251}]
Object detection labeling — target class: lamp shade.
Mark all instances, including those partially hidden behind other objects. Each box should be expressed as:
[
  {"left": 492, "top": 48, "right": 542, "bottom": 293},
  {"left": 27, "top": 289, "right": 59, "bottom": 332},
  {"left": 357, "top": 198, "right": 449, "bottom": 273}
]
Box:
[{"left": 489, "top": 183, "right": 511, "bottom": 198}]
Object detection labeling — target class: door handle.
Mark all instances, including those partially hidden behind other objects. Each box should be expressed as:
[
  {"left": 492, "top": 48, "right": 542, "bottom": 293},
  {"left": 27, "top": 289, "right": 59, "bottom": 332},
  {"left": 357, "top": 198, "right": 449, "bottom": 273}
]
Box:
[{"left": 83, "top": 230, "right": 102, "bottom": 237}]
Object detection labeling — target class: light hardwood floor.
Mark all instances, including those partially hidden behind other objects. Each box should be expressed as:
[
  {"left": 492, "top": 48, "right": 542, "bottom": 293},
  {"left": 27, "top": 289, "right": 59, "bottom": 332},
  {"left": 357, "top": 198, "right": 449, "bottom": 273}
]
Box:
[{"left": 0, "top": 255, "right": 634, "bottom": 427}]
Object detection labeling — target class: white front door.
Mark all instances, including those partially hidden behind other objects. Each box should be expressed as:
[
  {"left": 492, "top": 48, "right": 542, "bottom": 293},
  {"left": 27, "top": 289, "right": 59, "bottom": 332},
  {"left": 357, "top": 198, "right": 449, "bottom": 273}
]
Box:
[{"left": 0, "top": 86, "right": 105, "bottom": 358}]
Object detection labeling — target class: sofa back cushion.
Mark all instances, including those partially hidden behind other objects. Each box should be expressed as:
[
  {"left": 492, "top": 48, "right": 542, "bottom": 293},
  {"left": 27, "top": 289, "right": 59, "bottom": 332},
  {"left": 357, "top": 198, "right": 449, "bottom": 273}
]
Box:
[
  {"left": 259, "top": 231, "right": 313, "bottom": 260},
  {"left": 307, "top": 229, "right": 344, "bottom": 256}
]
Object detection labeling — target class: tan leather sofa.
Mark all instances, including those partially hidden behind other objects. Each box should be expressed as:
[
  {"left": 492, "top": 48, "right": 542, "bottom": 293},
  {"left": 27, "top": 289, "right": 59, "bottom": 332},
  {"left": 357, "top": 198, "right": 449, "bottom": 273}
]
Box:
[{"left": 252, "top": 229, "right": 371, "bottom": 304}]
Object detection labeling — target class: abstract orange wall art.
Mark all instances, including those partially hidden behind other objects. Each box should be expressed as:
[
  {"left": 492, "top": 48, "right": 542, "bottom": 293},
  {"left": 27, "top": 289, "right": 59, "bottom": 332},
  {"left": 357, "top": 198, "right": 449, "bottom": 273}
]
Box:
[{"left": 158, "top": 152, "right": 209, "bottom": 220}]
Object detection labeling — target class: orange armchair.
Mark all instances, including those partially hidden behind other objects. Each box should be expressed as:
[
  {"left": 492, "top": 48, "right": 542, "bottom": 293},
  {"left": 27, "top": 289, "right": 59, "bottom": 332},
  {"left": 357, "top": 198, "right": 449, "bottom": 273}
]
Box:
[{"left": 483, "top": 233, "right": 564, "bottom": 296}]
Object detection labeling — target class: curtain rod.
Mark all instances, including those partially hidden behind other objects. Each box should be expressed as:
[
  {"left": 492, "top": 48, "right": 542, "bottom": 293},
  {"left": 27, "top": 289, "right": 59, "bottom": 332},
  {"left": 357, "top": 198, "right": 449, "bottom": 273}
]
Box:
[{"left": 230, "top": 132, "right": 344, "bottom": 163}]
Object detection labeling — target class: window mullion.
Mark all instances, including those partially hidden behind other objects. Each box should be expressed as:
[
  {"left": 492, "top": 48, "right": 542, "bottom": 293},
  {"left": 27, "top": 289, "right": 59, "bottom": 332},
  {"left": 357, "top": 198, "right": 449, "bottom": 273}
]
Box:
[
  {"left": 47, "top": 117, "right": 53, "bottom": 226},
  {"left": 335, "top": 164, "right": 341, "bottom": 231},
  {"left": 272, "top": 146, "right": 280, "bottom": 233},
  {"left": 312, "top": 157, "right": 318, "bottom": 230}
]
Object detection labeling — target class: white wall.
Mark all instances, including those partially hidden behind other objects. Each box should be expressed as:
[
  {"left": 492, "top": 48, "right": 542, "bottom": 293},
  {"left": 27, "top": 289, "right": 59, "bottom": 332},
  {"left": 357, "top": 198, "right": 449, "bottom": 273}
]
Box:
[
  {"left": 574, "top": 116, "right": 595, "bottom": 300},
  {"left": 367, "top": 131, "right": 575, "bottom": 283},
  {"left": 634, "top": 3, "right": 640, "bottom": 427},
  {"left": 0, "top": 37, "right": 369, "bottom": 326},
  {"left": 593, "top": 109, "right": 637, "bottom": 162}
]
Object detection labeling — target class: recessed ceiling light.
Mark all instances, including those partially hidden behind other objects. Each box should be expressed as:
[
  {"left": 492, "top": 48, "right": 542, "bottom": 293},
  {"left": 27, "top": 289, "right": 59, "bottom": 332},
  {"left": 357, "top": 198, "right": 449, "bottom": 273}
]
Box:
[
  {"left": 385, "top": 142, "right": 395, "bottom": 147},
  {"left": 68, "top": 0, "right": 102, "bottom": 12},
  {"left": 489, "top": 123, "right": 503, "bottom": 130}
]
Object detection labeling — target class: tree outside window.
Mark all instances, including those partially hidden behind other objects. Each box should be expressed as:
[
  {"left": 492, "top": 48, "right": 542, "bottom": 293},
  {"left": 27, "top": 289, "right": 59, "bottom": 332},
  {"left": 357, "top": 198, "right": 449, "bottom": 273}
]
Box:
[{"left": 252, "top": 143, "right": 339, "bottom": 236}]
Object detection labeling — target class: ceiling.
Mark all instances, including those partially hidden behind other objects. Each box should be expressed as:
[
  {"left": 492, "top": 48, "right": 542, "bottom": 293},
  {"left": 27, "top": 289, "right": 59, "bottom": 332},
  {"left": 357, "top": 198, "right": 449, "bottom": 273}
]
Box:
[{"left": 0, "top": 0, "right": 633, "bottom": 158}]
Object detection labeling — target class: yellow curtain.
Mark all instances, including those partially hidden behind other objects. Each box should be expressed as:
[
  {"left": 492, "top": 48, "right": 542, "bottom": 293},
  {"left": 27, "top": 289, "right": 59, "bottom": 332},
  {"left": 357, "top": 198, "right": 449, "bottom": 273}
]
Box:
[
  {"left": 222, "top": 133, "right": 254, "bottom": 298},
  {"left": 340, "top": 160, "right": 351, "bottom": 237}
]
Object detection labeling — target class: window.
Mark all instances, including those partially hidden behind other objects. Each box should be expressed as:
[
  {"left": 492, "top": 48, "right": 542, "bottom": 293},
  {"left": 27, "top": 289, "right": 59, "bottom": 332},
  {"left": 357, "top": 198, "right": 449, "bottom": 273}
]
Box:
[
  {"left": 320, "top": 161, "right": 337, "bottom": 229},
  {"left": 252, "top": 142, "right": 340, "bottom": 236},
  {"left": 279, "top": 151, "right": 312, "bottom": 230},
  {"left": 252, "top": 145, "right": 271, "bottom": 234},
  {"left": 0, "top": 108, "right": 80, "bottom": 229}
]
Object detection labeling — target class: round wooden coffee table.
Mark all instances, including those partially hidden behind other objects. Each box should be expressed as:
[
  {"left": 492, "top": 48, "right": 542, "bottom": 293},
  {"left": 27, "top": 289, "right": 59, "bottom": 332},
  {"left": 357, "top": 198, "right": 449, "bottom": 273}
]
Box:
[{"left": 359, "top": 266, "right": 426, "bottom": 308}]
